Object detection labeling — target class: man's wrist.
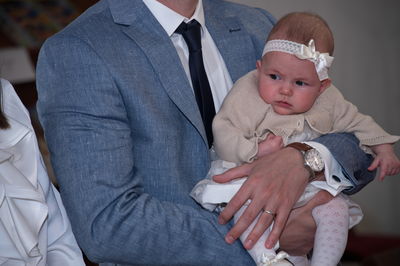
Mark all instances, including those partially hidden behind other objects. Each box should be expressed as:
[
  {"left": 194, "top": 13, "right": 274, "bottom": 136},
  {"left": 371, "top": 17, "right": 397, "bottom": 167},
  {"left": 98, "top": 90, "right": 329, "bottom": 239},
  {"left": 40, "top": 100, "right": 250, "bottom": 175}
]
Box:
[
  {"left": 286, "top": 142, "right": 324, "bottom": 182},
  {"left": 285, "top": 146, "right": 312, "bottom": 184}
]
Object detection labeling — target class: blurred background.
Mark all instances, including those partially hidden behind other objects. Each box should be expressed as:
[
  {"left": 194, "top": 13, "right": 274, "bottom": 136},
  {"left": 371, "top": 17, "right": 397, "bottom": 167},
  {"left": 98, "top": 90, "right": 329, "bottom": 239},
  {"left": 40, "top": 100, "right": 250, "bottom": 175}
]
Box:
[{"left": 1, "top": 0, "right": 399, "bottom": 265}]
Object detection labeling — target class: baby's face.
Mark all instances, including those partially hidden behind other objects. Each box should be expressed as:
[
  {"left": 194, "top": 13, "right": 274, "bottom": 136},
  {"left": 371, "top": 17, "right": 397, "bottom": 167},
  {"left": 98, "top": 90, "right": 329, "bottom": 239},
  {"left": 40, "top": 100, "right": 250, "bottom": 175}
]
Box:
[{"left": 257, "top": 52, "right": 326, "bottom": 115}]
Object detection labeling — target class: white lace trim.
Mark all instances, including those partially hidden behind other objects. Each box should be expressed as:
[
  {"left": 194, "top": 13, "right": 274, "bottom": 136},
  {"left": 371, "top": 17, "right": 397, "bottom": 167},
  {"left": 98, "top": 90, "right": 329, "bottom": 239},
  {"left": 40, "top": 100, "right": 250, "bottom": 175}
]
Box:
[{"left": 262, "top": 39, "right": 334, "bottom": 80}]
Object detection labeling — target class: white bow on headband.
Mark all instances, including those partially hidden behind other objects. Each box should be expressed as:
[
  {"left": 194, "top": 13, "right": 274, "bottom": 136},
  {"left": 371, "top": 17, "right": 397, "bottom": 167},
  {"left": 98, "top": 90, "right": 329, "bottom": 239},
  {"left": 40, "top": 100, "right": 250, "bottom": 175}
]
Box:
[{"left": 262, "top": 39, "right": 334, "bottom": 80}]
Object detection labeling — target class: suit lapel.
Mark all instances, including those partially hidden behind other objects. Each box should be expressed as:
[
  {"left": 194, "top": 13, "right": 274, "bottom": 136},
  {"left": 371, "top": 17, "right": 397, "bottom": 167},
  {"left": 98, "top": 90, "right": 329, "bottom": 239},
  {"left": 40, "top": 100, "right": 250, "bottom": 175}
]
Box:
[{"left": 109, "top": 0, "right": 207, "bottom": 144}]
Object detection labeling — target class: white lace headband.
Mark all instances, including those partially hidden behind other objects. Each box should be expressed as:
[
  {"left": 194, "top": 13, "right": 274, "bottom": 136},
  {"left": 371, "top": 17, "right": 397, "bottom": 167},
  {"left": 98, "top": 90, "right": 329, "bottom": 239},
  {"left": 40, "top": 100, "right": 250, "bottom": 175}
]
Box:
[{"left": 262, "top": 39, "right": 334, "bottom": 80}]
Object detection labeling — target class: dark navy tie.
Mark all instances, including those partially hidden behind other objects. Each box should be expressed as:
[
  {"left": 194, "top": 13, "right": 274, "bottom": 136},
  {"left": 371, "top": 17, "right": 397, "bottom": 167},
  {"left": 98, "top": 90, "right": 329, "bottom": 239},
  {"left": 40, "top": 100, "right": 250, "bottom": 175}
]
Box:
[{"left": 175, "top": 20, "right": 215, "bottom": 148}]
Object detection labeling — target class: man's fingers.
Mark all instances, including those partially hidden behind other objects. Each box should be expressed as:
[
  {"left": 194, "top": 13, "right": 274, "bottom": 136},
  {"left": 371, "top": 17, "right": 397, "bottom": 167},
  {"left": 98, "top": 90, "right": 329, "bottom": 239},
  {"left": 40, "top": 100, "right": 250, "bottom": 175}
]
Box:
[
  {"left": 242, "top": 209, "right": 275, "bottom": 250},
  {"left": 265, "top": 207, "right": 290, "bottom": 249},
  {"left": 218, "top": 181, "right": 252, "bottom": 225},
  {"left": 223, "top": 202, "right": 261, "bottom": 244},
  {"left": 213, "top": 163, "right": 252, "bottom": 183}
]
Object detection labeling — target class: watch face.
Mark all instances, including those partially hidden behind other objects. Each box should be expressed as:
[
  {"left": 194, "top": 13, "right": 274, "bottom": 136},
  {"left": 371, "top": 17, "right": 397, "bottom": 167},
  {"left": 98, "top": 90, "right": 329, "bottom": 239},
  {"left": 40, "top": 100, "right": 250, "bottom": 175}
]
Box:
[{"left": 304, "top": 149, "right": 324, "bottom": 172}]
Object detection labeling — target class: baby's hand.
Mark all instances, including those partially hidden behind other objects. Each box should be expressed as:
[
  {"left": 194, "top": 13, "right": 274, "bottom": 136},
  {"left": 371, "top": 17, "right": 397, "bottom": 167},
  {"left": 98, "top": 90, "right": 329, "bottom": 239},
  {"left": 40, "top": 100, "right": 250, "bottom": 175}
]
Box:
[
  {"left": 257, "top": 133, "right": 283, "bottom": 158},
  {"left": 368, "top": 144, "right": 400, "bottom": 181}
]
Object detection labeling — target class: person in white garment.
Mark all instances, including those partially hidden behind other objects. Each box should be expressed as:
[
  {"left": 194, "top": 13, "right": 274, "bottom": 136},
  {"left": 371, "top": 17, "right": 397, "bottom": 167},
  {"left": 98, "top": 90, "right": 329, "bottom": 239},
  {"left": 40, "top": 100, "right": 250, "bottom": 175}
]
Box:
[
  {"left": 191, "top": 12, "right": 400, "bottom": 266},
  {"left": 0, "top": 78, "right": 85, "bottom": 265}
]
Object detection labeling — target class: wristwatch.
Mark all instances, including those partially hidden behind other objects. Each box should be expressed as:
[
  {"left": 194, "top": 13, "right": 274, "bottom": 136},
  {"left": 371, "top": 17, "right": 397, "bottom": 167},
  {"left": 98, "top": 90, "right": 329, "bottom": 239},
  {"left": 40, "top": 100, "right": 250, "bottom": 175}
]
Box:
[{"left": 287, "top": 142, "right": 324, "bottom": 181}]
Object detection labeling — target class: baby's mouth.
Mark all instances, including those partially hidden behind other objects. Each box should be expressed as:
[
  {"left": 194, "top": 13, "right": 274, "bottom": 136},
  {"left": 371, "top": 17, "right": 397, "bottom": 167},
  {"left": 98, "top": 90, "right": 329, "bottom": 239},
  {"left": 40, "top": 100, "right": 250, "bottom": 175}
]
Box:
[{"left": 275, "top": 101, "right": 292, "bottom": 108}]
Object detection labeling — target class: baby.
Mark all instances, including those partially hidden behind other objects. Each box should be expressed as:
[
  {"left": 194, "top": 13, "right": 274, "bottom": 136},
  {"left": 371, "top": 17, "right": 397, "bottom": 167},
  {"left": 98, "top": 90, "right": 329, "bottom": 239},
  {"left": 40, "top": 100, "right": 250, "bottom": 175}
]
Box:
[{"left": 191, "top": 12, "right": 400, "bottom": 266}]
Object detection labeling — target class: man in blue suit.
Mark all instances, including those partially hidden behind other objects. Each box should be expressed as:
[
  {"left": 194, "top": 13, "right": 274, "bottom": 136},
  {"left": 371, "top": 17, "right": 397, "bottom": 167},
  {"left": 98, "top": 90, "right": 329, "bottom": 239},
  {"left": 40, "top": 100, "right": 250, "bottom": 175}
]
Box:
[{"left": 36, "top": 0, "right": 374, "bottom": 265}]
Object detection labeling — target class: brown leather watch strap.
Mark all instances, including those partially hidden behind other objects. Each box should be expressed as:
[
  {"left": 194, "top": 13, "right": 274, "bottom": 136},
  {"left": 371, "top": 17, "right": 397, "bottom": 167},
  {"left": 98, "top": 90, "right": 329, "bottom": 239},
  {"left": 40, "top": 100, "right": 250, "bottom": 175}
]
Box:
[{"left": 286, "top": 142, "right": 313, "bottom": 152}]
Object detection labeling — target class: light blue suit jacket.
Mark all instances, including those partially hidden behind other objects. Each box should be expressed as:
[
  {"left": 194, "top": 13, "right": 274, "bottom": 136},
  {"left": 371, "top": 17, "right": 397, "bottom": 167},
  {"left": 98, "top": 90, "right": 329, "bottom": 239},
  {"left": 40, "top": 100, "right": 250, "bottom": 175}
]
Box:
[{"left": 36, "top": 0, "right": 374, "bottom": 265}]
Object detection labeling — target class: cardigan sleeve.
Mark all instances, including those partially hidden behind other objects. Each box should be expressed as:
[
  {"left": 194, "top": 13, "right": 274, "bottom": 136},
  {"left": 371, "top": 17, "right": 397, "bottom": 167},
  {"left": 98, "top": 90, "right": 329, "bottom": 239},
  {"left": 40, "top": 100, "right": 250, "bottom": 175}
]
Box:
[{"left": 327, "top": 86, "right": 399, "bottom": 148}]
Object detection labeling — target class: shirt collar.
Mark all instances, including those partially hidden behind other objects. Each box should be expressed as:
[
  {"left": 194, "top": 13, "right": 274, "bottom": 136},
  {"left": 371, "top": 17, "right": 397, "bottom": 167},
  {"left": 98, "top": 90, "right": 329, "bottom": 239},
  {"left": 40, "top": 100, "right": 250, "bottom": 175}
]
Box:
[{"left": 143, "top": 0, "right": 205, "bottom": 37}]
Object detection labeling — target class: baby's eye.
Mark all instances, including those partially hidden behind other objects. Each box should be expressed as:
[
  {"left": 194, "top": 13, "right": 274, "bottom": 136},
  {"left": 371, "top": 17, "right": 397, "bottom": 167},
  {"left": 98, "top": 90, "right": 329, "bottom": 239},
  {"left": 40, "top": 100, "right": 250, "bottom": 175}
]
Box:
[
  {"left": 269, "top": 74, "right": 281, "bottom": 80},
  {"left": 295, "top": 80, "right": 306, "bottom": 86}
]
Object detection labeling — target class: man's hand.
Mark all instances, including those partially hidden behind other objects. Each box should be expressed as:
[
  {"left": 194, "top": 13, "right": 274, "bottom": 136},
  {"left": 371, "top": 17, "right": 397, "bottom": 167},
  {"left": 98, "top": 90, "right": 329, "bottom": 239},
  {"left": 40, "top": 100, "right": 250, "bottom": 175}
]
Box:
[
  {"left": 279, "top": 191, "right": 332, "bottom": 255},
  {"left": 214, "top": 147, "right": 310, "bottom": 250}
]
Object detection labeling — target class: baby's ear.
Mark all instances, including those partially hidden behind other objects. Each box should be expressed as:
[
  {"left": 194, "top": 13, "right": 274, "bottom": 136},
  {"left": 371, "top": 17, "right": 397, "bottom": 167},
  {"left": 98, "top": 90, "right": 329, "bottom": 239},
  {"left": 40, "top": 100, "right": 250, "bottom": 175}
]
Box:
[
  {"left": 256, "top": 60, "right": 262, "bottom": 70},
  {"left": 319, "top": 79, "right": 331, "bottom": 94}
]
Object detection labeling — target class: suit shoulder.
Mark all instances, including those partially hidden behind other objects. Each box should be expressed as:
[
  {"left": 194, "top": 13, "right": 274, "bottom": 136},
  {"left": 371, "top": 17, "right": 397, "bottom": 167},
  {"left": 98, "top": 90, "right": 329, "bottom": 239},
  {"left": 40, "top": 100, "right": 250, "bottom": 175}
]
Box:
[
  {"left": 204, "top": 0, "right": 276, "bottom": 35},
  {"left": 206, "top": 0, "right": 276, "bottom": 25},
  {"left": 45, "top": 1, "right": 111, "bottom": 43}
]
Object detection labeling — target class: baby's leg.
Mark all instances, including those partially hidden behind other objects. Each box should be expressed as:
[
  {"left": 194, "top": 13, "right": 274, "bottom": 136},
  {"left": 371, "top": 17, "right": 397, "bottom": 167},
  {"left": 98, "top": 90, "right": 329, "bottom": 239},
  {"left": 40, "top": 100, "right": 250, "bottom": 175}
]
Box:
[
  {"left": 311, "top": 196, "right": 349, "bottom": 266},
  {"left": 234, "top": 205, "right": 290, "bottom": 266}
]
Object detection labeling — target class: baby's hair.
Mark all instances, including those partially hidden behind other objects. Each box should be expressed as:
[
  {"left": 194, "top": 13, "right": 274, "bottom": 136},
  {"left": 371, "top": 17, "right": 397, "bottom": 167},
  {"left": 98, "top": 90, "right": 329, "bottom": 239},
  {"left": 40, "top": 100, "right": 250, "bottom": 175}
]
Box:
[{"left": 267, "top": 12, "right": 334, "bottom": 55}]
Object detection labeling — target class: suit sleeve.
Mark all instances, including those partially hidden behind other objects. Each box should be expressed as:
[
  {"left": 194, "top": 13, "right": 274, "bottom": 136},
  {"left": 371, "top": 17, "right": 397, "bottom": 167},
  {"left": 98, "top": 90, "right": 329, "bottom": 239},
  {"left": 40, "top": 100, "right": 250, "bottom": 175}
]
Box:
[{"left": 313, "top": 132, "right": 376, "bottom": 194}]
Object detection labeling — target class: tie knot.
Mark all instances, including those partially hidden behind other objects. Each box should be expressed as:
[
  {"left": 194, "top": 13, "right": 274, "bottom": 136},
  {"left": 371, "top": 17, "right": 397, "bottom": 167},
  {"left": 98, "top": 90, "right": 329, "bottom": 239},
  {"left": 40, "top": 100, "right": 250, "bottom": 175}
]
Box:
[{"left": 175, "top": 20, "right": 202, "bottom": 52}]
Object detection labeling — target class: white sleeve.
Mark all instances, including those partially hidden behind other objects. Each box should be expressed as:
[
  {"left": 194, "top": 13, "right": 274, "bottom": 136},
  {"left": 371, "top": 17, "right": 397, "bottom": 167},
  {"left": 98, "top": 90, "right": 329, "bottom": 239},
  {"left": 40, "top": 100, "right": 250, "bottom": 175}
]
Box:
[{"left": 305, "top": 141, "right": 353, "bottom": 196}]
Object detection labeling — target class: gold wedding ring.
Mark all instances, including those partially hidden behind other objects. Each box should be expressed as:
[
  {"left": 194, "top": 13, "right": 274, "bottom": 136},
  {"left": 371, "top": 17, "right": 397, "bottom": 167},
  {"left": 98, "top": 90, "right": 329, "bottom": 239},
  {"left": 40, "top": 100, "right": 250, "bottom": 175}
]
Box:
[{"left": 263, "top": 209, "right": 276, "bottom": 218}]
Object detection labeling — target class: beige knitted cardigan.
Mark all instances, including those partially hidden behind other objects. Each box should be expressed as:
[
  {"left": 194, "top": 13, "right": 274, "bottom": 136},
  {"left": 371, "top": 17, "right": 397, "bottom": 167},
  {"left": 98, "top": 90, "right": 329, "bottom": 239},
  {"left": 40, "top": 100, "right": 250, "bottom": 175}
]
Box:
[{"left": 213, "top": 70, "right": 399, "bottom": 163}]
